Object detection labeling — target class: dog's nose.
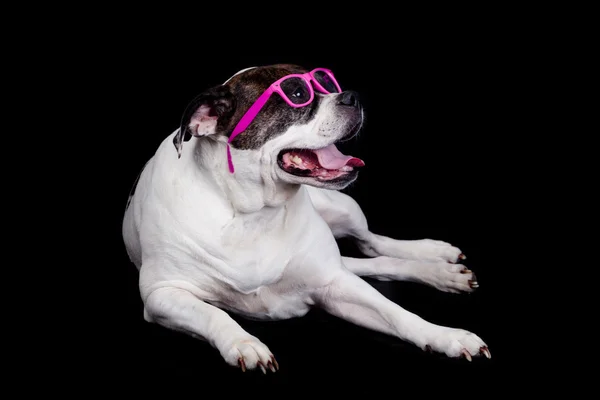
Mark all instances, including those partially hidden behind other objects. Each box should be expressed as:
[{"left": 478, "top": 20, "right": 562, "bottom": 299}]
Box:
[{"left": 338, "top": 91, "right": 360, "bottom": 107}]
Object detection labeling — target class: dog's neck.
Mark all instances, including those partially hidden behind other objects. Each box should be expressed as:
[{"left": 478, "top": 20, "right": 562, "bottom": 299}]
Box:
[{"left": 191, "top": 136, "right": 300, "bottom": 213}]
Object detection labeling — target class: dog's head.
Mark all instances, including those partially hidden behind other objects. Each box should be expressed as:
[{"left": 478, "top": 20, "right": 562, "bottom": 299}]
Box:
[{"left": 174, "top": 64, "right": 365, "bottom": 190}]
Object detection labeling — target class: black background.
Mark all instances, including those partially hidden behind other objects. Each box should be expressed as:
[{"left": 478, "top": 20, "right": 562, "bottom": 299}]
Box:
[{"left": 52, "top": 12, "right": 527, "bottom": 395}]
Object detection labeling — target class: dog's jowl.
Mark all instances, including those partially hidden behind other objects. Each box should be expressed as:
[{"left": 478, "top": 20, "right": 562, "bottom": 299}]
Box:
[{"left": 122, "top": 64, "right": 490, "bottom": 372}]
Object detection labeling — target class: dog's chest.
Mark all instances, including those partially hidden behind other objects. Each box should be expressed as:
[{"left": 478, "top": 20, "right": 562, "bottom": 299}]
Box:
[{"left": 218, "top": 207, "right": 300, "bottom": 292}]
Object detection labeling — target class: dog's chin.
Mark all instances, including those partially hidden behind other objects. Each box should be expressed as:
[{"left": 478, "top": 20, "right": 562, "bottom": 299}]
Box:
[{"left": 275, "top": 144, "right": 364, "bottom": 190}]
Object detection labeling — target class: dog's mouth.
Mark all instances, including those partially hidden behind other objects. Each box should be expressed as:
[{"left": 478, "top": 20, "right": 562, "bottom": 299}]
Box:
[{"left": 277, "top": 144, "right": 365, "bottom": 181}]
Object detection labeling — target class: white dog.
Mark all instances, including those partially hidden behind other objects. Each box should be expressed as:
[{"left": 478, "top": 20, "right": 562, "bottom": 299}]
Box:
[{"left": 122, "top": 64, "right": 490, "bottom": 373}]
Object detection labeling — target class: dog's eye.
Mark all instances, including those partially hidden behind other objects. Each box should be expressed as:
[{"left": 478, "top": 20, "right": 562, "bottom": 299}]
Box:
[
  {"left": 281, "top": 78, "right": 311, "bottom": 104},
  {"left": 291, "top": 86, "right": 306, "bottom": 98}
]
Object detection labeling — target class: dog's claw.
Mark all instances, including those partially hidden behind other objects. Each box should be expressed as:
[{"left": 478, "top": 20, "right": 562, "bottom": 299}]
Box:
[
  {"left": 267, "top": 361, "right": 276, "bottom": 373},
  {"left": 468, "top": 273, "right": 479, "bottom": 288},
  {"left": 257, "top": 361, "right": 267, "bottom": 374},
  {"left": 238, "top": 358, "right": 246, "bottom": 372},
  {"left": 460, "top": 268, "right": 472, "bottom": 274},
  {"left": 270, "top": 355, "right": 279, "bottom": 371},
  {"left": 467, "top": 270, "right": 479, "bottom": 288},
  {"left": 458, "top": 254, "right": 466, "bottom": 260},
  {"left": 480, "top": 346, "right": 491, "bottom": 359},
  {"left": 460, "top": 349, "right": 472, "bottom": 362}
]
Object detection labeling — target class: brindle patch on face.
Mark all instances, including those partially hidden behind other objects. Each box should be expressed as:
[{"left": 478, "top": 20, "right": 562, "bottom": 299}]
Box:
[{"left": 221, "top": 64, "right": 321, "bottom": 150}]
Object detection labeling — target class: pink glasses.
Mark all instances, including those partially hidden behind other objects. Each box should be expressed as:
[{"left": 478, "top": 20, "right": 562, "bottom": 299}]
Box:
[{"left": 227, "top": 68, "right": 342, "bottom": 173}]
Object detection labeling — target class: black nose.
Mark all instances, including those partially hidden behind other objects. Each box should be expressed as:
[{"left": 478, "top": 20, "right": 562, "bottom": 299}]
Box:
[{"left": 338, "top": 91, "right": 360, "bottom": 107}]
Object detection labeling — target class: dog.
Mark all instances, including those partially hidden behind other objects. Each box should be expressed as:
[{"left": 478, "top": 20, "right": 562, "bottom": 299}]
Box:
[{"left": 122, "top": 64, "right": 490, "bottom": 373}]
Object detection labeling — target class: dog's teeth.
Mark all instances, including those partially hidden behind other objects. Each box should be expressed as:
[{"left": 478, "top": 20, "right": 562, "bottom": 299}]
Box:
[
  {"left": 291, "top": 156, "right": 303, "bottom": 165},
  {"left": 341, "top": 166, "right": 353, "bottom": 172}
]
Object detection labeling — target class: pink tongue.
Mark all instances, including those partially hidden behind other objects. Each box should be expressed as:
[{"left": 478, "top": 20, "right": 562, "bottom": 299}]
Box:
[{"left": 313, "top": 144, "right": 365, "bottom": 170}]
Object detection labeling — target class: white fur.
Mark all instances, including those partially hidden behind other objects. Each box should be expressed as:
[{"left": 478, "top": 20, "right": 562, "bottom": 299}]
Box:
[
  {"left": 223, "top": 67, "right": 257, "bottom": 84},
  {"left": 122, "top": 86, "right": 489, "bottom": 371}
]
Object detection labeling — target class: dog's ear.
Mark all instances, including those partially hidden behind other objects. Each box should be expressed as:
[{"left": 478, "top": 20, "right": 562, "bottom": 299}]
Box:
[{"left": 173, "top": 85, "right": 236, "bottom": 158}]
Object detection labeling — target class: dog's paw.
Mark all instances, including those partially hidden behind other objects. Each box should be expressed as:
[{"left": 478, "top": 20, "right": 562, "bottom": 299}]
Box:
[
  {"left": 408, "top": 239, "right": 464, "bottom": 263},
  {"left": 419, "top": 262, "right": 479, "bottom": 293},
  {"left": 423, "top": 327, "right": 491, "bottom": 360},
  {"left": 221, "top": 336, "right": 279, "bottom": 373}
]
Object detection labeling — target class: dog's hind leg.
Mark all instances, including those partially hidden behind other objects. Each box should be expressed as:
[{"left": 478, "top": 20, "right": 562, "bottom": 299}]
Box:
[
  {"left": 306, "top": 186, "right": 464, "bottom": 263},
  {"left": 142, "top": 286, "right": 279, "bottom": 373},
  {"left": 313, "top": 268, "right": 491, "bottom": 360},
  {"left": 341, "top": 256, "right": 478, "bottom": 293}
]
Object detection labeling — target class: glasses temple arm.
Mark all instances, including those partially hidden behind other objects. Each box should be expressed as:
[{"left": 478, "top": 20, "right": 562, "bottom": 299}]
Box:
[
  {"left": 227, "top": 89, "right": 274, "bottom": 173},
  {"left": 229, "top": 89, "right": 274, "bottom": 142}
]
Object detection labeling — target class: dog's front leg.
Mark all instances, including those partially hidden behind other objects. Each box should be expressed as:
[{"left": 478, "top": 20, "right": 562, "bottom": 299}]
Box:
[
  {"left": 313, "top": 269, "right": 491, "bottom": 360},
  {"left": 307, "top": 187, "right": 465, "bottom": 263},
  {"left": 357, "top": 234, "right": 466, "bottom": 264},
  {"left": 144, "top": 287, "right": 278, "bottom": 373},
  {"left": 341, "top": 256, "right": 478, "bottom": 293}
]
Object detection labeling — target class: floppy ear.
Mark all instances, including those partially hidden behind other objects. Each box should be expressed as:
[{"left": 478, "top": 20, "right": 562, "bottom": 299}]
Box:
[{"left": 173, "top": 85, "right": 236, "bottom": 158}]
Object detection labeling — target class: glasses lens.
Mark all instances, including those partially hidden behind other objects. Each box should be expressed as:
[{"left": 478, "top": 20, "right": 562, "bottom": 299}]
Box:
[
  {"left": 280, "top": 77, "right": 312, "bottom": 105},
  {"left": 313, "top": 70, "right": 340, "bottom": 93}
]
